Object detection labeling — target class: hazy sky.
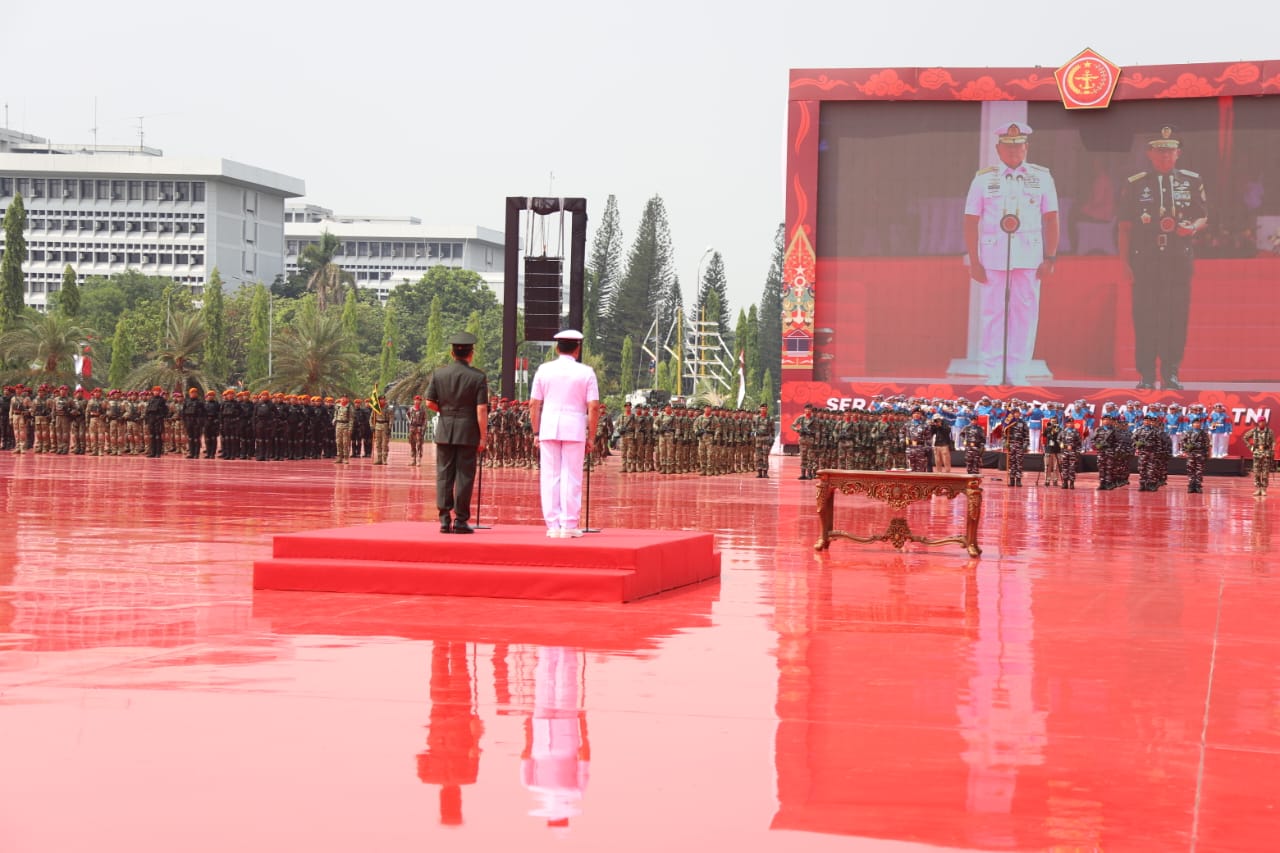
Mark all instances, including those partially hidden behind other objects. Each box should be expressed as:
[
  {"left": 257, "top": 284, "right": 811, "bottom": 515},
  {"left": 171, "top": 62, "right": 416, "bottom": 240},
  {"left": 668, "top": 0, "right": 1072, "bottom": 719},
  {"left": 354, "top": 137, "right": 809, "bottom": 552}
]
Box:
[{"left": 6, "top": 0, "right": 1277, "bottom": 315}]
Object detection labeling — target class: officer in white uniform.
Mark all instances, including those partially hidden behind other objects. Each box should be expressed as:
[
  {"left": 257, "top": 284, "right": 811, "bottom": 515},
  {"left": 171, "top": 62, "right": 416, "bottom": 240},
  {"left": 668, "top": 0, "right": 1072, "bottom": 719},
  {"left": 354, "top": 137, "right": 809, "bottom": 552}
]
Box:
[
  {"left": 529, "top": 330, "right": 601, "bottom": 538},
  {"left": 964, "top": 122, "right": 1060, "bottom": 386}
]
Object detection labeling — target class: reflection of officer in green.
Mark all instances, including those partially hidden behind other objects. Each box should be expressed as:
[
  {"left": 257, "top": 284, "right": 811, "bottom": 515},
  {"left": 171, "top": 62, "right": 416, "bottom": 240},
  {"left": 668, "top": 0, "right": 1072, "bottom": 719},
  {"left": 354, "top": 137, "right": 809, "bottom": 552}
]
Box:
[
  {"left": 1119, "top": 125, "right": 1209, "bottom": 391},
  {"left": 754, "top": 404, "right": 774, "bottom": 478},
  {"left": 417, "top": 640, "right": 483, "bottom": 826}
]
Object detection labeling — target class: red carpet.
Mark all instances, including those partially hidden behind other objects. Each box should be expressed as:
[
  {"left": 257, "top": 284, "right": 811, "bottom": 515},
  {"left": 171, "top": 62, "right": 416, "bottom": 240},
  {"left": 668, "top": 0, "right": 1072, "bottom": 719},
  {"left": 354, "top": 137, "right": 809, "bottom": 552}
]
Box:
[{"left": 253, "top": 521, "right": 721, "bottom": 602}]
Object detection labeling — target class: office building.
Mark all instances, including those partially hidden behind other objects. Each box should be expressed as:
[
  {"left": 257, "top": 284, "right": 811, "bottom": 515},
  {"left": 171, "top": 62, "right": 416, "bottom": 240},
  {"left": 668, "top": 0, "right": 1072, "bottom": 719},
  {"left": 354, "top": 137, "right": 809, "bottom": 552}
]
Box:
[{"left": 0, "top": 128, "right": 304, "bottom": 308}]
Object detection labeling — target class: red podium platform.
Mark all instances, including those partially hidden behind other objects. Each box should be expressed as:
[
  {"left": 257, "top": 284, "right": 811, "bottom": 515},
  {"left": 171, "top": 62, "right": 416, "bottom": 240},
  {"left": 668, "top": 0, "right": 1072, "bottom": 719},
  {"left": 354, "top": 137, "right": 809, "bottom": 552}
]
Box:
[{"left": 253, "top": 521, "right": 721, "bottom": 603}]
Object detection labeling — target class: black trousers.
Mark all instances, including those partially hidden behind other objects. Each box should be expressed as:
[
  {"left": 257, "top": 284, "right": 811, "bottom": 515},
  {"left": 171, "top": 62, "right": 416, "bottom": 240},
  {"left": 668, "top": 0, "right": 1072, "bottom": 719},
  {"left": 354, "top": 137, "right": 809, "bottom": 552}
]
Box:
[
  {"left": 436, "top": 442, "right": 479, "bottom": 523},
  {"left": 1131, "top": 246, "right": 1193, "bottom": 381}
]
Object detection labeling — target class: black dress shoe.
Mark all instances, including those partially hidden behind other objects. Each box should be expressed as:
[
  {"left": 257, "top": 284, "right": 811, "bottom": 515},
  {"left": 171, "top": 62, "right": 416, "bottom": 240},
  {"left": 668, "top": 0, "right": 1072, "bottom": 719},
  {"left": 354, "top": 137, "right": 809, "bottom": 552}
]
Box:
[
  {"left": 452, "top": 522, "right": 474, "bottom": 535},
  {"left": 1163, "top": 376, "right": 1184, "bottom": 390},
  {"left": 1136, "top": 380, "right": 1155, "bottom": 390},
  {"left": 439, "top": 517, "right": 452, "bottom": 533}
]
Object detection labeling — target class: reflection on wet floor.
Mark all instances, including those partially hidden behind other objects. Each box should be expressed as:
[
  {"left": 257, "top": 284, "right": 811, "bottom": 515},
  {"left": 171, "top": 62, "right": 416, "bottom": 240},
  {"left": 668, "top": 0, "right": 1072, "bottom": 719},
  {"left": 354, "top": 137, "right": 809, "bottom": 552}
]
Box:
[{"left": 2, "top": 449, "right": 1278, "bottom": 851}]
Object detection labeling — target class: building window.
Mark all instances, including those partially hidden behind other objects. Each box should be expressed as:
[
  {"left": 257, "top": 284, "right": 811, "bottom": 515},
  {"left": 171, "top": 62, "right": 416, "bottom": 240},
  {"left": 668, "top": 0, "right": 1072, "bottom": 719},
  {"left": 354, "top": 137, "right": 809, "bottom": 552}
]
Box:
[
  {"left": 49, "top": 250, "right": 62, "bottom": 263},
  {"left": 191, "top": 222, "right": 204, "bottom": 235},
  {"left": 111, "top": 180, "right": 125, "bottom": 201},
  {"left": 30, "top": 250, "right": 45, "bottom": 261},
  {"left": 47, "top": 179, "right": 62, "bottom": 198},
  {"left": 128, "top": 180, "right": 142, "bottom": 201},
  {"left": 192, "top": 253, "right": 204, "bottom": 265},
  {"left": 31, "top": 179, "right": 45, "bottom": 198},
  {"left": 159, "top": 180, "right": 173, "bottom": 201},
  {"left": 286, "top": 240, "right": 298, "bottom": 254},
  {"left": 112, "top": 220, "right": 125, "bottom": 233},
  {"left": 143, "top": 221, "right": 157, "bottom": 233},
  {"left": 16, "top": 178, "right": 30, "bottom": 196},
  {"left": 176, "top": 253, "right": 189, "bottom": 265},
  {"left": 95, "top": 252, "right": 109, "bottom": 263},
  {"left": 160, "top": 253, "right": 173, "bottom": 265},
  {"left": 343, "top": 241, "right": 355, "bottom": 257},
  {"left": 79, "top": 219, "right": 92, "bottom": 232},
  {"left": 96, "top": 180, "right": 110, "bottom": 199},
  {"left": 0, "top": 177, "right": 12, "bottom": 197},
  {"left": 191, "top": 182, "right": 205, "bottom": 202},
  {"left": 30, "top": 218, "right": 46, "bottom": 231},
  {"left": 127, "top": 252, "right": 141, "bottom": 264}
]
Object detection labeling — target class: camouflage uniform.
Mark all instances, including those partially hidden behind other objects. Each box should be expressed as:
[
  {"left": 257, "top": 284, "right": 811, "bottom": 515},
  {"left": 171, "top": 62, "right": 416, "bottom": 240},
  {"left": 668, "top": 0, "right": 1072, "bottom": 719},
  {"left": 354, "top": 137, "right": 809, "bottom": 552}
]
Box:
[
  {"left": 792, "top": 407, "right": 817, "bottom": 479},
  {"left": 1060, "top": 424, "right": 1083, "bottom": 489},
  {"left": 1133, "top": 417, "right": 1163, "bottom": 491},
  {"left": 408, "top": 400, "right": 427, "bottom": 466},
  {"left": 1182, "top": 420, "right": 1210, "bottom": 493},
  {"left": 1243, "top": 423, "right": 1275, "bottom": 496},
  {"left": 1003, "top": 415, "right": 1030, "bottom": 486},
  {"left": 904, "top": 414, "right": 931, "bottom": 472},
  {"left": 959, "top": 421, "right": 985, "bottom": 474}
]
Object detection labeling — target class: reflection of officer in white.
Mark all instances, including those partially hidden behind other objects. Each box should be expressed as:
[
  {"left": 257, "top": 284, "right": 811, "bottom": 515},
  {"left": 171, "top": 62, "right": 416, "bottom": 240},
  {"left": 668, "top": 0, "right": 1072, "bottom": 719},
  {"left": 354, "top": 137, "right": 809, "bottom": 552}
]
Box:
[
  {"left": 964, "top": 123, "right": 1060, "bottom": 385},
  {"left": 521, "top": 646, "right": 590, "bottom": 829}
]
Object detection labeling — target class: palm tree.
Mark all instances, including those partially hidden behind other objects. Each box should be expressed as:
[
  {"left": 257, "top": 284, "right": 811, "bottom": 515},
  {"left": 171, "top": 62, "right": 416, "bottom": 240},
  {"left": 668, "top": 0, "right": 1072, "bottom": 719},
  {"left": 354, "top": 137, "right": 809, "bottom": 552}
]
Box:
[
  {"left": 0, "top": 311, "right": 94, "bottom": 385},
  {"left": 297, "top": 231, "right": 351, "bottom": 313},
  {"left": 271, "top": 310, "right": 357, "bottom": 396},
  {"left": 124, "top": 312, "right": 209, "bottom": 392}
]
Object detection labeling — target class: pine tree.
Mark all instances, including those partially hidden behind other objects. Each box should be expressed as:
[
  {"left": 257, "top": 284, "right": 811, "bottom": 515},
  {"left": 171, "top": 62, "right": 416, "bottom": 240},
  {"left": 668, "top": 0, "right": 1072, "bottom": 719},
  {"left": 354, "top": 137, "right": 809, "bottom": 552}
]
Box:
[
  {"left": 586, "top": 194, "right": 623, "bottom": 354},
  {"left": 59, "top": 265, "right": 81, "bottom": 318},
  {"left": 745, "top": 305, "right": 761, "bottom": 393},
  {"left": 340, "top": 287, "right": 358, "bottom": 338},
  {"left": 425, "top": 295, "right": 445, "bottom": 364},
  {"left": 620, "top": 335, "right": 636, "bottom": 395},
  {"left": 466, "top": 311, "right": 484, "bottom": 374},
  {"left": 379, "top": 308, "right": 399, "bottom": 389},
  {"left": 202, "top": 269, "right": 230, "bottom": 385},
  {"left": 606, "top": 195, "right": 674, "bottom": 379},
  {"left": 108, "top": 320, "right": 135, "bottom": 387},
  {"left": 759, "top": 368, "right": 774, "bottom": 415},
  {"left": 694, "top": 251, "right": 731, "bottom": 344},
  {"left": 1, "top": 193, "right": 28, "bottom": 335},
  {"left": 247, "top": 284, "right": 271, "bottom": 385},
  {"left": 757, "top": 224, "right": 785, "bottom": 389}
]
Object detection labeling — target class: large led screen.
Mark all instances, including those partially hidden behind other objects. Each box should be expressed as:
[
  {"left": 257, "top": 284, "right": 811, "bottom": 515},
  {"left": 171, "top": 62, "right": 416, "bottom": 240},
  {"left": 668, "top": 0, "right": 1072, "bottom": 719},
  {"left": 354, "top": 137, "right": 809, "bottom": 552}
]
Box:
[{"left": 782, "top": 62, "right": 1280, "bottom": 451}]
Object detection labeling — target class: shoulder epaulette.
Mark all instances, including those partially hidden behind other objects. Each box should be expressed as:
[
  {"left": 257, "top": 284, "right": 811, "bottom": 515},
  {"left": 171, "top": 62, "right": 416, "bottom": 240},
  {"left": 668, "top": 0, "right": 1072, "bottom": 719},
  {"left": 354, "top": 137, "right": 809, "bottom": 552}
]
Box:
[
  {"left": 976, "top": 166, "right": 998, "bottom": 176},
  {"left": 1128, "top": 172, "right": 1148, "bottom": 183},
  {"left": 1026, "top": 163, "right": 1050, "bottom": 173},
  {"left": 1179, "top": 169, "right": 1201, "bottom": 178}
]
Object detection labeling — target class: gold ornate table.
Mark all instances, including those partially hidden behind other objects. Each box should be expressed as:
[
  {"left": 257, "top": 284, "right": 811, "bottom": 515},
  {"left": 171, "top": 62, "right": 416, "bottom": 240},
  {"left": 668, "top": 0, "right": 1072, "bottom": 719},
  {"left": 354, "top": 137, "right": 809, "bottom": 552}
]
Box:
[{"left": 814, "top": 470, "right": 983, "bottom": 557}]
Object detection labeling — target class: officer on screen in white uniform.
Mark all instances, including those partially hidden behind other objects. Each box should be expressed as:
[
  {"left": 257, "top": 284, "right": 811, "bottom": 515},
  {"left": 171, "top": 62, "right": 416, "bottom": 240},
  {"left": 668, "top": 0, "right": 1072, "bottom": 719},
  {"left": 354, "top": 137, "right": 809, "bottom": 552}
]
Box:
[{"left": 964, "top": 122, "right": 1060, "bottom": 386}]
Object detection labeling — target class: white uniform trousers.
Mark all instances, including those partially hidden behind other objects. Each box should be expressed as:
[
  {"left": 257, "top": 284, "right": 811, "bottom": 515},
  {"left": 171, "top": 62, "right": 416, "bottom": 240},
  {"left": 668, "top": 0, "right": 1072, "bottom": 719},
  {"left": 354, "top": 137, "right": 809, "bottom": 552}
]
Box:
[
  {"left": 540, "top": 439, "right": 586, "bottom": 531},
  {"left": 1211, "top": 433, "right": 1229, "bottom": 458},
  {"left": 979, "top": 268, "right": 1040, "bottom": 385}
]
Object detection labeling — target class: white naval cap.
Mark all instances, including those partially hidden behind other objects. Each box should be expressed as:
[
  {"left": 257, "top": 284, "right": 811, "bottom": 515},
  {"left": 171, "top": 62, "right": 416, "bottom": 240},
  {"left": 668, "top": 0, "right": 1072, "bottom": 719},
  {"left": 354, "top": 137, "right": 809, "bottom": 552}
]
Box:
[
  {"left": 553, "top": 329, "right": 584, "bottom": 341},
  {"left": 997, "top": 122, "right": 1033, "bottom": 143}
]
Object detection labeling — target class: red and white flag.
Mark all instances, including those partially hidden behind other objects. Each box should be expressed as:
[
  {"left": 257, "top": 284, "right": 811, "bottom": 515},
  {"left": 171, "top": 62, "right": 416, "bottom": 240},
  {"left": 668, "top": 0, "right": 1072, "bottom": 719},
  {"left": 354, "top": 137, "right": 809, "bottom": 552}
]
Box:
[{"left": 736, "top": 350, "right": 746, "bottom": 408}]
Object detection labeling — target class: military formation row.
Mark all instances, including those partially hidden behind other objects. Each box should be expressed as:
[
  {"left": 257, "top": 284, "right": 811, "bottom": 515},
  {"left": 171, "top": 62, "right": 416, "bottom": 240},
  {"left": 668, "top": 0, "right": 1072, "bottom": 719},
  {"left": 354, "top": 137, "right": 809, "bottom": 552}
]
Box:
[
  {"left": 791, "top": 404, "right": 1277, "bottom": 495},
  {"left": 0, "top": 383, "right": 417, "bottom": 466},
  {"left": 614, "top": 404, "right": 776, "bottom": 477}
]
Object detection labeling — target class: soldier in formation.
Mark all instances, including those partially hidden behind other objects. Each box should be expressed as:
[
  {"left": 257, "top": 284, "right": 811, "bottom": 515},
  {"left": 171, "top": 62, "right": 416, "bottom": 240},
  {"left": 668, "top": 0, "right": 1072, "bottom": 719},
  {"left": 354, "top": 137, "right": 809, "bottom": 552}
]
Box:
[{"left": 1243, "top": 418, "right": 1275, "bottom": 497}]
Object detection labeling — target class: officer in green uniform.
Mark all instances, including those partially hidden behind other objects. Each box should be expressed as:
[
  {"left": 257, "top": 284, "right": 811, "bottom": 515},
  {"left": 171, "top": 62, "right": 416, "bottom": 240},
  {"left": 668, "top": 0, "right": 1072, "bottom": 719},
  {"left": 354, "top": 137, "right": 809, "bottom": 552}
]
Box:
[{"left": 425, "top": 332, "right": 490, "bottom": 533}]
